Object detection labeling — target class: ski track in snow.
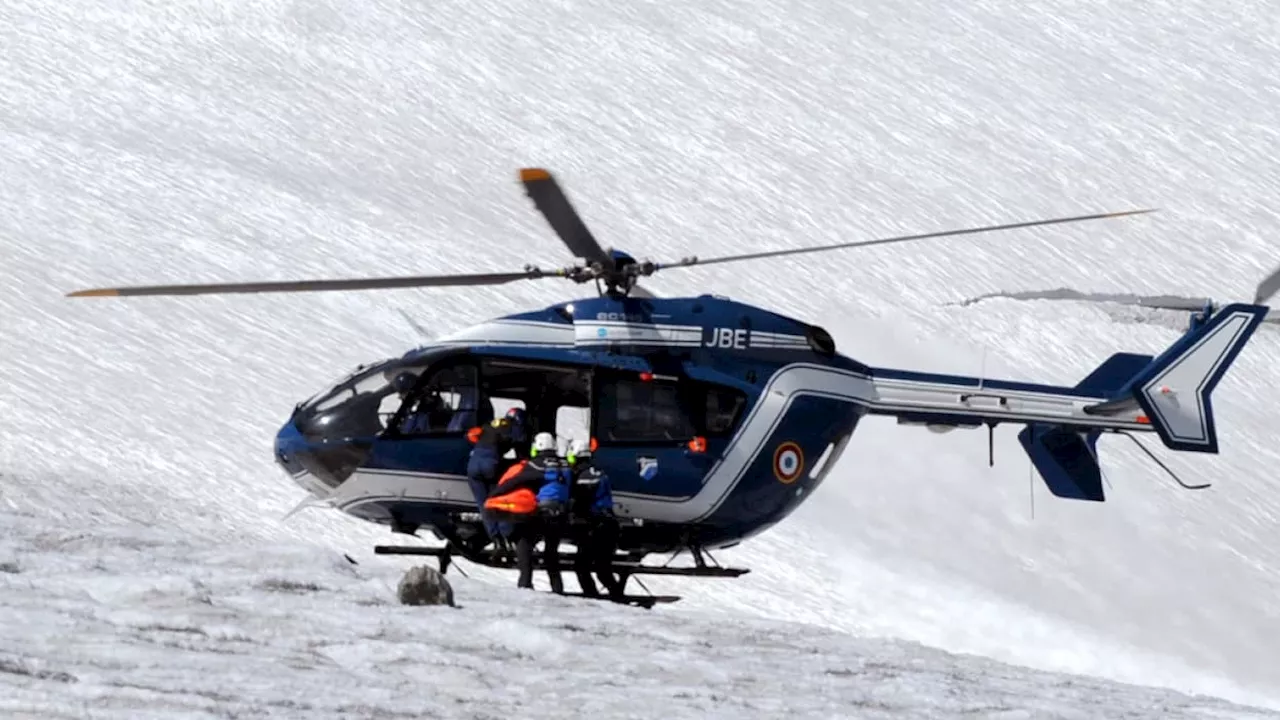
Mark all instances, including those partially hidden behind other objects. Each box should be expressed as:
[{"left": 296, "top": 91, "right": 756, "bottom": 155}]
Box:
[{"left": 3, "top": 0, "right": 1280, "bottom": 715}]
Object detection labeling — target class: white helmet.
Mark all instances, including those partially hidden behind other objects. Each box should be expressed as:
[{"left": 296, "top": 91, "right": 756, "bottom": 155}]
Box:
[
  {"left": 567, "top": 437, "right": 593, "bottom": 465},
  {"left": 530, "top": 431, "right": 557, "bottom": 457}
]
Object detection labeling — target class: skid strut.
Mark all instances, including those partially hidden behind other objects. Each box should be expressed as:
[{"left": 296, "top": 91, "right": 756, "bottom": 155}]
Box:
[{"left": 373, "top": 544, "right": 750, "bottom": 578}]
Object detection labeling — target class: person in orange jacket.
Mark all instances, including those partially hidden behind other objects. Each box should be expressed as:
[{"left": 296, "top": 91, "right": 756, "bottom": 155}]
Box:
[{"left": 483, "top": 432, "right": 571, "bottom": 591}]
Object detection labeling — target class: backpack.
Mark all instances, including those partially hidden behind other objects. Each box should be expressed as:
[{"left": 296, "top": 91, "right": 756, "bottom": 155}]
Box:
[{"left": 536, "top": 464, "right": 571, "bottom": 514}]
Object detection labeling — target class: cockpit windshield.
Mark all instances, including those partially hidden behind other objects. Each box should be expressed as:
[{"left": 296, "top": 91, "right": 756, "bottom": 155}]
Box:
[
  {"left": 293, "top": 359, "right": 417, "bottom": 441},
  {"left": 293, "top": 351, "right": 484, "bottom": 442}
]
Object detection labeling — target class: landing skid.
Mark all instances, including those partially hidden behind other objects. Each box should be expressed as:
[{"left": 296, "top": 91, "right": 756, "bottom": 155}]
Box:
[
  {"left": 375, "top": 544, "right": 747, "bottom": 576},
  {"left": 374, "top": 540, "right": 749, "bottom": 605},
  {"left": 554, "top": 591, "right": 683, "bottom": 609}
]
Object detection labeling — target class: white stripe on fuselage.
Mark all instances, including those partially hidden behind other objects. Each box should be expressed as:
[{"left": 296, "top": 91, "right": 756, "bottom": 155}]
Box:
[
  {"left": 434, "top": 319, "right": 575, "bottom": 346},
  {"left": 323, "top": 469, "right": 476, "bottom": 514},
  {"left": 313, "top": 363, "right": 1144, "bottom": 524},
  {"left": 430, "top": 317, "right": 817, "bottom": 351},
  {"left": 615, "top": 363, "right": 1143, "bottom": 523}
]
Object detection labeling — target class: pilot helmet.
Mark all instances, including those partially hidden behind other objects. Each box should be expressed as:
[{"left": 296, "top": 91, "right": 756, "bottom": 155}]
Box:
[{"left": 392, "top": 371, "right": 418, "bottom": 394}]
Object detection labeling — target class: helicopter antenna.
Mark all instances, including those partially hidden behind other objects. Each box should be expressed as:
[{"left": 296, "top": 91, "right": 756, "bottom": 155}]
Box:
[
  {"left": 65, "top": 168, "right": 1157, "bottom": 301},
  {"left": 1028, "top": 455, "right": 1035, "bottom": 520}
]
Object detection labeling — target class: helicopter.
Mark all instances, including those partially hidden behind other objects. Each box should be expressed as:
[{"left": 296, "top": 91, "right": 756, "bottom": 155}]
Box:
[{"left": 67, "top": 168, "right": 1274, "bottom": 606}]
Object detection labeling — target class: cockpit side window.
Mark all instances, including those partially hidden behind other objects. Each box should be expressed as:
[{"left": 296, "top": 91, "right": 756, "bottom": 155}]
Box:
[{"left": 389, "top": 362, "right": 488, "bottom": 436}]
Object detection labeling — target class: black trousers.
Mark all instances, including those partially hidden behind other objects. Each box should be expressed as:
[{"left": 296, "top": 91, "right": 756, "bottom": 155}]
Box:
[
  {"left": 509, "top": 518, "right": 564, "bottom": 593},
  {"left": 573, "top": 518, "right": 622, "bottom": 598}
]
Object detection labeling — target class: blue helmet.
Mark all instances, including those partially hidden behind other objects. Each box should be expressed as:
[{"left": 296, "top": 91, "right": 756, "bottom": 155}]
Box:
[{"left": 505, "top": 407, "right": 528, "bottom": 441}]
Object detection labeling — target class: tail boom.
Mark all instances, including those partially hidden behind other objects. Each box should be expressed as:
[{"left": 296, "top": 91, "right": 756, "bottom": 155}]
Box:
[
  {"left": 864, "top": 373, "right": 1152, "bottom": 432},
  {"left": 865, "top": 302, "right": 1268, "bottom": 500}
]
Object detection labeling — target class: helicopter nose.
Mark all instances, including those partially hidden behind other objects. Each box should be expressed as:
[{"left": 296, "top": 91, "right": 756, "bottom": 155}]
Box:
[{"left": 274, "top": 417, "right": 369, "bottom": 498}]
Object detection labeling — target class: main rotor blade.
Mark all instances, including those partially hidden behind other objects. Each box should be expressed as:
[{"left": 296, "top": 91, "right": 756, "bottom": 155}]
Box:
[
  {"left": 520, "top": 168, "right": 615, "bottom": 271},
  {"left": 66, "top": 269, "right": 551, "bottom": 297},
  {"left": 630, "top": 283, "right": 660, "bottom": 299},
  {"left": 1254, "top": 262, "right": 1280, "bottom": 305},
  {"left": 956, "top": 288, "right": 1214, "bottom": 311},
  {"left": 652, "top": 208, "right": 1157, "bottom": 271}
]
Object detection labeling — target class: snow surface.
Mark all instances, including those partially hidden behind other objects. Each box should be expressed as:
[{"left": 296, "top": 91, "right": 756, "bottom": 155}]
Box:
[
  {"left": 3, "top": 0, "right": 1280, "bottom": 716},
  {"left": 1, "top": 510, "right": 1276, "bottom": 720}
]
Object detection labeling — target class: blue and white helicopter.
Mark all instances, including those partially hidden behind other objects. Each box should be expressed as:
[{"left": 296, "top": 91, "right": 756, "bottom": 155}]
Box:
[{"left": 68, "top": 168, "right": 1275, "bottom": 604}]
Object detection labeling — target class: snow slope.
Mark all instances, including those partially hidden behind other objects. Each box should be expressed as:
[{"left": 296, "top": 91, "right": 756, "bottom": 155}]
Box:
[
  {"left": 3, "top": 0, "right": 1280, "bottom": 713},
  {"left": 3, "top": 508, "right": 1278, "bottom": 720}
]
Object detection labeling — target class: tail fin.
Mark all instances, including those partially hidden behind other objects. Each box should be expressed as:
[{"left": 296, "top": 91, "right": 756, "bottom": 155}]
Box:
[
  {"left": 1018, "top": 303, "right": 1266, "bottom": 502},
  {"left": 1072, "top": 352, "right": 1154, "bottom": 396},
  {"left": 1081, "top": 302, "right": 1267, "bottom": 454}
]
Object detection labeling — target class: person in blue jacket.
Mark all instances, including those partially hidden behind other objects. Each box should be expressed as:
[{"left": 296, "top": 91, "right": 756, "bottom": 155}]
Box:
[
  {"left": 483, "top": 431, "right": 570, "bottom": 591},
  {"left": 566, "top": 438, "right": 622, "bottom": 598},
  {"left": 464, "top": 407, "right": 529, "bottom": 552},
  {"left": 532, "top": 434, "right": 573, "bottom": 593}
]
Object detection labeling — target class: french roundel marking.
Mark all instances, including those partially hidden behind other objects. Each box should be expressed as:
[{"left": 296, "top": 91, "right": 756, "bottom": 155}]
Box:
[{"left": 773, "top": 442, "right": 804, "bottom": 484}]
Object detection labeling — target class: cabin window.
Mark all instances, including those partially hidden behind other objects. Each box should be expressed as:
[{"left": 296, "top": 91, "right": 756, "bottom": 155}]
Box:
[
  {"left": 703, "top": 386, "right": 746, "bottom": 435},
  {"left": 392, "top": 362, "right": 488, "bottom": 435},
  {"left": 597, "top": 377, "right": 697, "bottom": 443},
  {"left": 594, "top": 374, "right": 748, "bottom": 443}
]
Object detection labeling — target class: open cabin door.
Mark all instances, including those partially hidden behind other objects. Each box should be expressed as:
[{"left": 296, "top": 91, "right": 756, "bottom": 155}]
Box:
[{"left": 471, "top": 357, "right": 593, "bottom": 452}]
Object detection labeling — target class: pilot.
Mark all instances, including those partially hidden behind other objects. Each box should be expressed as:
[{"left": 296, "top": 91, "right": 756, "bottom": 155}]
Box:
[
  {"left": 400, "top": 395, "right": 449, "bottom": 435},
  {"left": 483, "top": 432, "right": 569, "bottom": 591},
  {"left": 464, "top": 407, "right": 529, "bottom": 550},
  {"left": 566, "top": 438, "right": 623, "bottom": 598},
  {"left": 391, "top": 371, "right": 434, "bottom": 434}
]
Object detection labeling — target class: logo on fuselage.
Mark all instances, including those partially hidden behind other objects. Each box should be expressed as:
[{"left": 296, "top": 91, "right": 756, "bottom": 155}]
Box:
[{"left": 637, "top": 456, "right": 659, "bottom": 481}]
